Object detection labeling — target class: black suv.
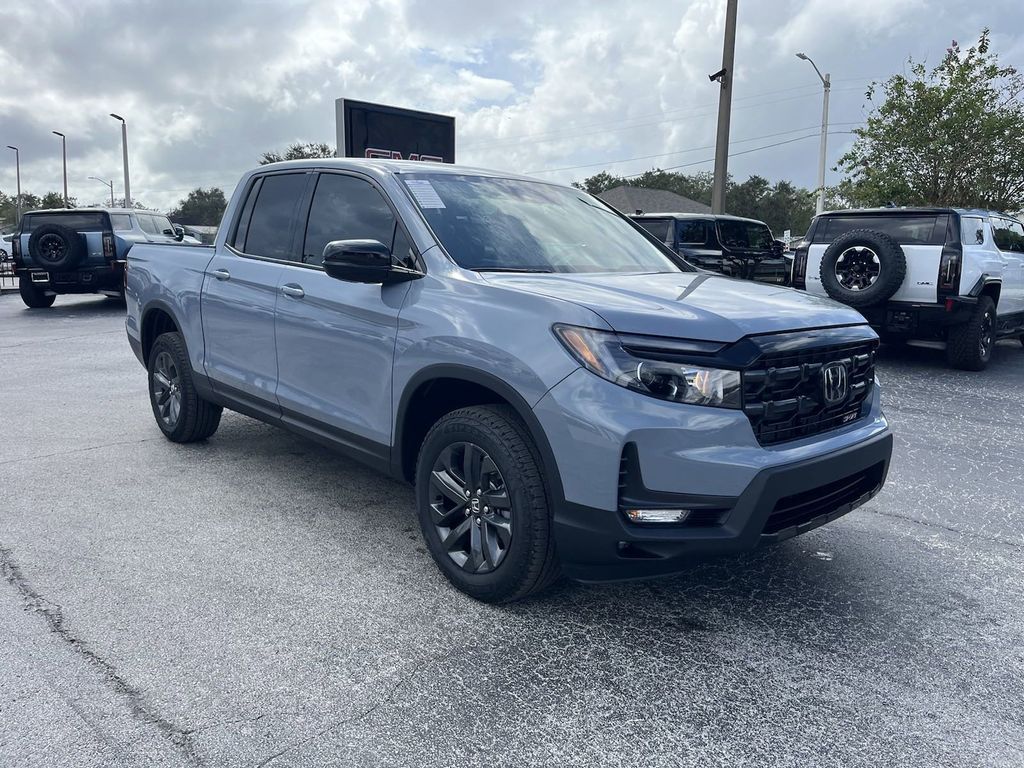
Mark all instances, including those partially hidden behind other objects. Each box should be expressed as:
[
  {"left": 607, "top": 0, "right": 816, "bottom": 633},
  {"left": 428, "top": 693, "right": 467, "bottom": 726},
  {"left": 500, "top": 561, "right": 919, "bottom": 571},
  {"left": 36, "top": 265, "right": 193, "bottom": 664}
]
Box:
[{"left": 631, "top": 213, "right": 788, "bottom": 284}]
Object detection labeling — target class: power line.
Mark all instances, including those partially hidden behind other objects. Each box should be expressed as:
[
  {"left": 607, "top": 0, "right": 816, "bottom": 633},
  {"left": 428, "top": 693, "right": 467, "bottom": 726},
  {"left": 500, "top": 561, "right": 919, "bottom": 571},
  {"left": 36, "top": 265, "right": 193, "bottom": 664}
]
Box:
[{"left": 527, "top": 122, "right": 863, "bottom": 174}]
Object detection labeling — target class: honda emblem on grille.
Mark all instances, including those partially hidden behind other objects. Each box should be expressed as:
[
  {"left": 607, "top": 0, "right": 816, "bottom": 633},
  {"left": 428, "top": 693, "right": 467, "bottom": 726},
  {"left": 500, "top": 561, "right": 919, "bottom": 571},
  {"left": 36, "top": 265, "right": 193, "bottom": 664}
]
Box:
[{"left": 822, "top": 362, "right": 848, "bottom": 405}]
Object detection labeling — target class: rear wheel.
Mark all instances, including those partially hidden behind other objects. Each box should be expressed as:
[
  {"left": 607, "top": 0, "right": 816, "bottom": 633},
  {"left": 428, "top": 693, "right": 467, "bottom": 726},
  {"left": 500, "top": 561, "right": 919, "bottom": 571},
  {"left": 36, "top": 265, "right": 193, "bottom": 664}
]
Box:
[
  {"left": 147, "top": 332, "right": 222, "bottom": 442},
  {"left": 18, "top": 277, "right": 55, "bottom": 309},
  {"left": 415, "top": 405, "right": 560, "bottom": 603},
  {"left": 947, "top": 296, "right": 996, "bottom": 371}
]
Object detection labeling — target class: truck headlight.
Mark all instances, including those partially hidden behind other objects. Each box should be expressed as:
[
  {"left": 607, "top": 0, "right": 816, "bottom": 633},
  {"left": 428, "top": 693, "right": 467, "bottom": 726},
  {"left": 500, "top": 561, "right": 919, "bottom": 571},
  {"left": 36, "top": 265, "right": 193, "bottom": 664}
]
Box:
[{"left": 553, "top": 324, "right": 741, "bottom": 409}]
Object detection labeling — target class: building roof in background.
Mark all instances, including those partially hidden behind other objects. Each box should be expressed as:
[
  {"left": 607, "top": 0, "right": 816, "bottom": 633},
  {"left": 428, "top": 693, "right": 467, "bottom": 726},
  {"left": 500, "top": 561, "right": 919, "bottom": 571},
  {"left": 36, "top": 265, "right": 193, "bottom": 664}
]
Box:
[{"left": 597, "top": 185, "right": 712, "bottom": 215}]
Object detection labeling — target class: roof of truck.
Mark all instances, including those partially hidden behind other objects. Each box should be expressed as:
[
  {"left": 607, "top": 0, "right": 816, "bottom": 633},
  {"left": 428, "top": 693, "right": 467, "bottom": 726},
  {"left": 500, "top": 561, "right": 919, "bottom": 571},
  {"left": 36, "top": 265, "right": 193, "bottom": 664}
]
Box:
[
  {"left": 24, "top": 208, "right": 155, "bottom": 215},
  {"left": 255, "top": 158, "right": 546, "bottom": 184},
  {"left": 818, "top": 206, "right": 1017, "bottom": 218}
]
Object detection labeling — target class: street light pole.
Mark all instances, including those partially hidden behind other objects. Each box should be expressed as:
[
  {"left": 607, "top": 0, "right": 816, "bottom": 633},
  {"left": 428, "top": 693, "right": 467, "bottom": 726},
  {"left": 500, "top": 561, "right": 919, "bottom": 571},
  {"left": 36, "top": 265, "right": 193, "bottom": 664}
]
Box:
[
  {"left": 797, "top": 52, "right": 831, "bottom": 214},
  {"left": 110, "top": 114, "right": 131, "bottom": 208},
  {"left": 5, "top": 146, "right": 20, "bottom": 223},
  {"left": 88, "top": 176, "right": 115, "bottom": 206},
  {"left": 710, "top": 0, "right": 739, "bottom": 214},
  {"left": 52, "top": 131, "right": 68, "bottom": 208}
]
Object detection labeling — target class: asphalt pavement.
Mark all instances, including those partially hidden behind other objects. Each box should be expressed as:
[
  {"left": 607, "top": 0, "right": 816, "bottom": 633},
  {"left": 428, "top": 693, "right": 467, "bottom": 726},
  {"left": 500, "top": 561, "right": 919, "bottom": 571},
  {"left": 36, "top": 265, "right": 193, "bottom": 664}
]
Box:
[{"left": 1, "top": 293, "right": 1022, "bottom": 767}]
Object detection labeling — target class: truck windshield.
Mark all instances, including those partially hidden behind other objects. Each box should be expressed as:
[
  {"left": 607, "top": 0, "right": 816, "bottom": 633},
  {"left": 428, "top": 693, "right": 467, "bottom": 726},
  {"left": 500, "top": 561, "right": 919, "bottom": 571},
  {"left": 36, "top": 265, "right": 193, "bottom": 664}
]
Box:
[
  {"left": 400, "top": 174, "right": 686, "bottom": 273},
  {"left": 717, "top": 219, "right": 774, "bottom": 249}
]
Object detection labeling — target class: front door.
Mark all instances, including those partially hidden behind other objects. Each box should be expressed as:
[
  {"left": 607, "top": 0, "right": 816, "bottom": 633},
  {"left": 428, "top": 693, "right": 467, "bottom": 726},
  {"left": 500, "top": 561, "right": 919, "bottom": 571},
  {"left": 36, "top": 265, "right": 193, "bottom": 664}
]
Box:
[
  {"left": 201, "top": 171, "right": 311, "bottom": 413},
  {"left": 993, "top": 217, "right": 1024, "bottom": 316},
  {"left": 274, "top": 171, "right": 414, "bottom": 462}
]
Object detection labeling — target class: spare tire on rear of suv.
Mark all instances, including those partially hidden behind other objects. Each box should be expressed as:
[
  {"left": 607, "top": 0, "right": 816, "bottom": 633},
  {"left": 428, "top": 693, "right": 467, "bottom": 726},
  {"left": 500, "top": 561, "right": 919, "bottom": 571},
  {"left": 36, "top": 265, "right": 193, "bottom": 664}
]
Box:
[
  {"left": 28, "top": 223, "right": 86, "bottom": 271},
  {"left": 819, "top": 228, "right": 906, "bottom": 308}
]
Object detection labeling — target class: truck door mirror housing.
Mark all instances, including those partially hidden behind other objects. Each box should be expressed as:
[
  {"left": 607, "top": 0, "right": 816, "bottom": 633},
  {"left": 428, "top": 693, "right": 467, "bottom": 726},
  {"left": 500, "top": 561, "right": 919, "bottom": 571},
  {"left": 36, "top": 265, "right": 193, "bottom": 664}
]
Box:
[
  {"left": 173, "top": 226, "right": 185, "bottom": 241},
  {"left": 322, "top": 239, "right": 423, "bottom": 284}
]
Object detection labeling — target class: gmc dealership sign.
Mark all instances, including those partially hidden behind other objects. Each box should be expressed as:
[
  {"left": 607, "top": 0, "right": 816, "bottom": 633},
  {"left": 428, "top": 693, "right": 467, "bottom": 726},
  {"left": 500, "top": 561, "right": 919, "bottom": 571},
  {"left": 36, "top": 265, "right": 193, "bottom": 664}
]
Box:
[{"left": 335, "top": 99, "right": 456, "bottom": 163}]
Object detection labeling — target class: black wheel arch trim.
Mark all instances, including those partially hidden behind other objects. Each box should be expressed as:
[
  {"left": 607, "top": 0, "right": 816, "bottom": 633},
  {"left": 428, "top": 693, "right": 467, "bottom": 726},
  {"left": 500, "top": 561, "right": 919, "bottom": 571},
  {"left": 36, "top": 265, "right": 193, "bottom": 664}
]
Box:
[
  {"left": 968, "top": 274, "right": 1002, "bottom": 299},
  {"left": 394, "top": 364, "right": 567, "bottom": 502},
  {"left": 139, "top": 299, "right": 188, "bottom": 363}
]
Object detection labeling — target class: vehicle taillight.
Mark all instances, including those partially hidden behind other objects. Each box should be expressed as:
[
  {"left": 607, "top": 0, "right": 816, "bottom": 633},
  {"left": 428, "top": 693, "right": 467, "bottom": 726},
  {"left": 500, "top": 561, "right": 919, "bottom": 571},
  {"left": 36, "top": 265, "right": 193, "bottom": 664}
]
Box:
[
  {"left": 11, "top": 235, "right": 21, "bottom": 262},
  {"left": 793, "top": 243, "right": 809, "bottom": 289},
  {"left": 938, "top": 216, "right": 962, "bottom": 299},
  {"left": 103, "top": 232, "right": 115, "bottom": 260}
]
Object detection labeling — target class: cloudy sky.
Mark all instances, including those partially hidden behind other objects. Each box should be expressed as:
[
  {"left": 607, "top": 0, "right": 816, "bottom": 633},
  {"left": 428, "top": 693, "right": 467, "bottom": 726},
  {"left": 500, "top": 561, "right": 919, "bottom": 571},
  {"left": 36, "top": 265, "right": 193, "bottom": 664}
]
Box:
[{"left": 1, "top": 0, "right": 1021, "bottom": 212}]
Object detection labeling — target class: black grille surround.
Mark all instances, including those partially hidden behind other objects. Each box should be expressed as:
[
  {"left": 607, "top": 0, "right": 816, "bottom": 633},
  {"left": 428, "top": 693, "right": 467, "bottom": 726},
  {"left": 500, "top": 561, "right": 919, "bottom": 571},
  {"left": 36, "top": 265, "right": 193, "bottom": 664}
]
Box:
[{"left": 741, "top": 334, "right": 877, "bottom": 446}]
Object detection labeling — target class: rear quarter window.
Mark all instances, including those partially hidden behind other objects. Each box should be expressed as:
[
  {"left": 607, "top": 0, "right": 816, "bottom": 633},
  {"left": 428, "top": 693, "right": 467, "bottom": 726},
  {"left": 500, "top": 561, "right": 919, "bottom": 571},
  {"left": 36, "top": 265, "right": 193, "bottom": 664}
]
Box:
[{"left": 816, "top": 215, "right": 947, "bottom": 245}]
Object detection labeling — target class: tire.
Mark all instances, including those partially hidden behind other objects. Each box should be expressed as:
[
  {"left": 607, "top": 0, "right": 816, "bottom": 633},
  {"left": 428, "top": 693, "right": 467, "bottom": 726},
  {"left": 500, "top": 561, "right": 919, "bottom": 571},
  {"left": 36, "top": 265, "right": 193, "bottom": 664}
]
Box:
[
  {"left": 819, "top": 229, "right": 906, "bottom": 308},
  {"left": 946, "top": 296, "right": 996, "bottom": 371},
  {"left": 27, "top": 223, "right": 86, "bottom": 271},
  {"left": 18, "top": 277, "right": 55, "bottom": 309},
  {"left": 415, "top": 405, "right": 560, "bottom": 603},
  {"left": 147, "top": 332, "right": 222, "bottom": 442}
]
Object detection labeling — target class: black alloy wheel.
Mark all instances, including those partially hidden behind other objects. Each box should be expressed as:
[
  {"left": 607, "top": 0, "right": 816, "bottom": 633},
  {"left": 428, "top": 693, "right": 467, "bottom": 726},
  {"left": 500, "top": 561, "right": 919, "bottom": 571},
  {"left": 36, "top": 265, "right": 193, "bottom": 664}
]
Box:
[
  {"left": 834, "top": 246, "right": 881, "bottom": 291},
  {"left": 37, "top": 233, "right": 67, "bottom": 264},
  {"left": 428, "top": 441, "right": 513, "bottom": 574},
  {"left": 151, "top": 350, "right": 183, "bottom": 429}
]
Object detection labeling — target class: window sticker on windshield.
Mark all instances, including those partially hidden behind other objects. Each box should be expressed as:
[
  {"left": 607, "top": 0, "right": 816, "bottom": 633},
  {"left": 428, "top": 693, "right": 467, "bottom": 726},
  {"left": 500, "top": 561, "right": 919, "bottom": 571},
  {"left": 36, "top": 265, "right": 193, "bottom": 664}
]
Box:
[{"left": 406, "top": 179, "right": 446, "bottom": 209}]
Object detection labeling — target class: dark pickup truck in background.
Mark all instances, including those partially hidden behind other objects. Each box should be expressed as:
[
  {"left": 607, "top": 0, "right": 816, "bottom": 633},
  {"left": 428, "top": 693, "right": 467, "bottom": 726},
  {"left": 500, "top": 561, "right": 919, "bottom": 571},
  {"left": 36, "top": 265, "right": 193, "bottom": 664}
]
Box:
[{"left": 632, "top": 212, "right": 790, "bottom": 285}]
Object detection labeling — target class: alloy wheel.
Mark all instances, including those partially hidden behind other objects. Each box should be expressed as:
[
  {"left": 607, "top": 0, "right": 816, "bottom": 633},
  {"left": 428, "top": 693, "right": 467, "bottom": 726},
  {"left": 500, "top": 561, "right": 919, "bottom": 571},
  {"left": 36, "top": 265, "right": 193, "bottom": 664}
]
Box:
[
  {"left": 151, "top": 351, "right": 183, "bottom": 428},
  {"left": 38, "top": 234, "right": 66, "bottom": 263},
  {"left": 834, "top": 246, "right": 881, "bottom": 291},
  {"left": 980, "top": 310, "right": 995, "bottom": 358},
  {"left": 428, "top": 442, "right": 513, "bottom": 574}
]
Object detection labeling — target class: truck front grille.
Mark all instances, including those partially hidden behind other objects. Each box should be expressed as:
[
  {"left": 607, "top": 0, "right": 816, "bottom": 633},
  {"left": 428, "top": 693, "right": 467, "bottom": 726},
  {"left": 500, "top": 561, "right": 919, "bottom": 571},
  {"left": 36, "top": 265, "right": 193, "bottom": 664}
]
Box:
[{"left": 742, "top": 339, "right": 877, "bottom": 446}]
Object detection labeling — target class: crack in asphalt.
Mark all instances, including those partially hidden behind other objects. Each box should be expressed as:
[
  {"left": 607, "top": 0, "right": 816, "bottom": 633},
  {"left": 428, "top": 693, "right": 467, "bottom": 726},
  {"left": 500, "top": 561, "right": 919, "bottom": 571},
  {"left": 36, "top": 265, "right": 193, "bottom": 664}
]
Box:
[
  {"left": 0, "top": 545, "right": 201, "bottom": 765},
  {"left": 863, "top": 506, "right": 1024, "bottom": 550},
  {"left": 253, "top": 674, "right": 412, "bottom": 767},
  {"left": 0, "top": 437, "right": 164, "bottom": 468},
  {"left": 0, "top": 329, "right": 124, "bottom": 349}
]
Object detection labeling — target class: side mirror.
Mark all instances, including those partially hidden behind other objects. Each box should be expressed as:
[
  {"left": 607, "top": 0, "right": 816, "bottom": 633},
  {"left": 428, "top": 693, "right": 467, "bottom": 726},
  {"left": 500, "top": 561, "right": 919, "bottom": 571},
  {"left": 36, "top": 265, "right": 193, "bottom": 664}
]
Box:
[
  {"left": 322, "top": 239, "right": 422, "bottom": 284},
  {"left": 173, "top": 226, "right": 185, "bottom": 242}
]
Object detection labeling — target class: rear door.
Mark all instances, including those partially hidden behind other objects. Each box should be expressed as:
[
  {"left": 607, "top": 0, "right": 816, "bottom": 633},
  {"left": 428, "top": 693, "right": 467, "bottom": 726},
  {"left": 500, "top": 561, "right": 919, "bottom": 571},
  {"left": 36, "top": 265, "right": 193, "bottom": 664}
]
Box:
[
  {"left": 273, "top": 171, "right": 413, "bottom": 460},
  {"left": 806, "top": 213, "right": 946, "bottom": 303},
  {"left": 201, "top": 171, "right": 311, "bottom": 413}
]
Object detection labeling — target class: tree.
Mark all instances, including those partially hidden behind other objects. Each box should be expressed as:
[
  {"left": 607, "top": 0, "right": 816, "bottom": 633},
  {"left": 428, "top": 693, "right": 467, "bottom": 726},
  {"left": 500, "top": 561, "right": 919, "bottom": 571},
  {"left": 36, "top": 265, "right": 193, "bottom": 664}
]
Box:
[
  {"left": 38, "top": 191, "right": 76, "bottom": 209},
  {"left": 836, "top": 30, "right": 1024, "bottom": 211},
  {"left": 575, "top": 169, "right": 815, "bottom": 235},
  {"left": 169, "top": 187, "right": 227, "bottom": 225},
  {"left": 260, "top": 142, "right": 336, "bottom": 165}
]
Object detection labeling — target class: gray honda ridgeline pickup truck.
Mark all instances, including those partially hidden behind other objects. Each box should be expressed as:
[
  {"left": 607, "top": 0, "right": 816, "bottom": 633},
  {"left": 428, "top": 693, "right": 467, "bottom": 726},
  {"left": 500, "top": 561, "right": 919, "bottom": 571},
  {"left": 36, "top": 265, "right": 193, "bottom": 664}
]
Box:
[{"left": 126, "top": 159, "right": 893, "bottom": 602}]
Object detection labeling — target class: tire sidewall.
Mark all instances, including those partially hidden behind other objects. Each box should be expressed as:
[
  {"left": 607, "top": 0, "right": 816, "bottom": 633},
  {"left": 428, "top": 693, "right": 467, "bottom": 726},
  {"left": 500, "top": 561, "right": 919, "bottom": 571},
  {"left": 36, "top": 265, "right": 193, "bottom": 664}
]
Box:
[
  {"left": 415, "top": 413, "right": 541, "bottom": 598},
  {"left": 819, "top": 229, "right": 906, "bottom": 308},
  {"left": 18, "top": 276, "right": 55, "bottom": 308},
  {"left": 147, "top": 333, "right": 196, "bottom": 441}
]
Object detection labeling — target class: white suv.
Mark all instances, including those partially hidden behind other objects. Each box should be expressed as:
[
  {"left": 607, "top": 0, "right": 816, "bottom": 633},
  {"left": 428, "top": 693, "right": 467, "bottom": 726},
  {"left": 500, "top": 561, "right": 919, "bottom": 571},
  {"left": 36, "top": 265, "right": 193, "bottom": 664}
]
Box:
[{"left": 792, "top": 208, "right": 1024, "bottom": 370}]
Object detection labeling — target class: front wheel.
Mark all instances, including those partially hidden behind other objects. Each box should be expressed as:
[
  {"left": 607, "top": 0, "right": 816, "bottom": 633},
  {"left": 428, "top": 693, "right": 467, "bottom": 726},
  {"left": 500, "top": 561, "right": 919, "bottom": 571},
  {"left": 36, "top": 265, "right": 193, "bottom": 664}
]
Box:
[
  {"left": 147, "top": 332, "right": 222, "bottom": 442},
  {"left": 18, "top": 277, "right": 55, "bottom": 309},
  {"left": 947, "top": 296, "right": 996, "bottom": 371},
  {"left": 415, "top": 405, "right": 560, "bottom": 603}
]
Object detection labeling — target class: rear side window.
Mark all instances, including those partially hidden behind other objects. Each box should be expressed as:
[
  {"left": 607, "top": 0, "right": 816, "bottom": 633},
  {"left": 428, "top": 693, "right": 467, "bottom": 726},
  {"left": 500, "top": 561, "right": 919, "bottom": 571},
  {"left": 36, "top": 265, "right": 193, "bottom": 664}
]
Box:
[
  {"left": 635, "top": 219, "right": 672, "bottom": 242},
  {"left": 243, "top": 173, "right": 308, "bottom": 259},
  {"left": 817, "top": 215, "right": 945, "bottom": 245},
  {"left": 993, "top": 218, "right": 1024, "bottom": 252},
  {"left": 110, "top": 214, "right": 133, "bottom": 231},
  {"left": 677, "top": 220, "right": 708, "bottom": 245},
  {"left": 301, "top": 173, "right": 397, "bottom": 266},
  {"left": 22, "top": 212, "right": 109, "bottom": 233}
]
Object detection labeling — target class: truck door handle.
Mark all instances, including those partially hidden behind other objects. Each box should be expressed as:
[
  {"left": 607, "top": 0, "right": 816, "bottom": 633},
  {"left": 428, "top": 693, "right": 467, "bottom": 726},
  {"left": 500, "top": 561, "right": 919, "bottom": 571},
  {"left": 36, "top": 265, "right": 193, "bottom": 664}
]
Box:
[
  {"left": 209, "top": 268, "right": 231, "bottom": 281},
  {"left": 281, "top": 284, "right": 305, "bottom": 299}
]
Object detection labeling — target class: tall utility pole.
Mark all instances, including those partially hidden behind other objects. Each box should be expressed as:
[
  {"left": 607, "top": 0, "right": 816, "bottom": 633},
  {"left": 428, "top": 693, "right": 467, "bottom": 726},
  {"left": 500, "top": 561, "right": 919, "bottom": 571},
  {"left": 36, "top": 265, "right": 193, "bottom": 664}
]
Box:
[
  {"left": 710, "top": 0, "right": 739, "bottom": 214},
  {"left": 89, "top": 176, "right": 115, "bottom": 206},
  {"left": 52, "top": 131, "right": 69, "bottom": 207},
  {"left": 110, "top": 114, "right": 132, "bottom": 208},
  {"left": 6, "top": 146, "right": 20, "bottom": 223},
  {"left": 796, "top": 53, "right": 831, "bottom": 213}
]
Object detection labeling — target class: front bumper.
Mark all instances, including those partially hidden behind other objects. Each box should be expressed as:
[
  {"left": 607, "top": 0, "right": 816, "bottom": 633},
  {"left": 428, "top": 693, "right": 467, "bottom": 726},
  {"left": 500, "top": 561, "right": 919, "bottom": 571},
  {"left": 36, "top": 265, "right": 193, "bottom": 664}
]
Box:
[{"left": 555, "top": 430, "right": 892, "bottom": 581}]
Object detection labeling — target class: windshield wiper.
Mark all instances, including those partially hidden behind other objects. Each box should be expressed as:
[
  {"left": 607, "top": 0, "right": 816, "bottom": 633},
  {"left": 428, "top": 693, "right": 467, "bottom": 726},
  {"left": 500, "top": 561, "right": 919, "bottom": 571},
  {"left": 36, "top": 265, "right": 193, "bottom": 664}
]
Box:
[{"left": 470, "top": 267, "right": 554, "bottom": 273}]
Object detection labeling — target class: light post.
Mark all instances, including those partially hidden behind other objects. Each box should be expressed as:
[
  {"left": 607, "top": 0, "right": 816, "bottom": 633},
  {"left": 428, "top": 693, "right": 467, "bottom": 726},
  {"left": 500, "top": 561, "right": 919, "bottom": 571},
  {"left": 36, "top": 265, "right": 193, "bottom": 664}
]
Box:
[
  {"left": 796, "top": 52, "right": 831, "bottom": 214},
  {"left": 109, "top": 113, "right": 131, "bottom": 208},
  {"left": 52, "top": 131, "right": 69, "bottom": 208},
  {"left": 88, "top": 176, "right": 115, "bottom": 206},
  {"left": 5, "top": 145, "right": 20, "bottom": 223},
  {"left": 710, "top": 0, "right": 739, "bottom": 214}
]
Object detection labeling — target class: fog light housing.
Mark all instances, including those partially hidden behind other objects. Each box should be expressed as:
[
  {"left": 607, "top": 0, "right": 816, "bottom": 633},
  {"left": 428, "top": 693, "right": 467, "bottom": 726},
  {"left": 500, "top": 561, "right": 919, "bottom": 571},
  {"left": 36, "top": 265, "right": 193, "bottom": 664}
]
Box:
[{"left": 624, "top": 508, "right": 691, "bottom": 524}]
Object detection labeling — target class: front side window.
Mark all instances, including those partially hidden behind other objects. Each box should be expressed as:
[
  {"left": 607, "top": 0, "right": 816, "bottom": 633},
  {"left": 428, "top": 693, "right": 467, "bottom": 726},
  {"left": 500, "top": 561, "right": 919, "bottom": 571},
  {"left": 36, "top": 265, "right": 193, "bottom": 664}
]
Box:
[
  {"left": 678, "top": 220, "right": 708, "bottom": 245},
  {"left": 401, "top": 174, "right": 685, "bottom": 274},
  {"left": 302, "top": 174, "right": 396, "bottom": 266},
  {"left": 137, "top": 215, "right": 161, "bottom": 235},
  {"left": 717, "top": 219, "right": 773, "bottom": 249},
  {"left": 243, "top": 173, "right": 308, "bottom": 260},
  {"left": 993, "top": 218, "right": 1024, "bottom": 252}
]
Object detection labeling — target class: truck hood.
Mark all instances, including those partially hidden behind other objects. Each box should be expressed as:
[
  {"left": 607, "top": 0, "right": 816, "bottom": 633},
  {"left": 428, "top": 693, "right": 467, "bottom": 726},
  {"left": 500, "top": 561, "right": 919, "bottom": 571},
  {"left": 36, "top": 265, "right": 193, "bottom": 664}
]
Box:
[{"left": 481, "top": 271, "right": 867, "bottom": 343}]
